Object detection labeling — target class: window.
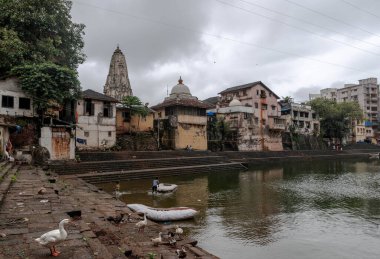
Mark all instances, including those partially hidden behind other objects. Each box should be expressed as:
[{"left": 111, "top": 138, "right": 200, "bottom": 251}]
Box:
[
  {"left": 271, "top": 105, "right": 276, "bottom": 111},
  {"left": 254, "top": 102, "right": 258, "bottom": 108},
  {"left": 122, "top": 111, "right": 131, "bottom": 122},
  {"left": 108, "top": 131, "right": 112, "bottom": 137},
  {"left": 2, "top": 95, "right": 14, "bottom": 108},
  {"left": 84, "top": 100, "right": 94, "bottom": 116},
  {"left": 293, "top": 111, "right": 298, "bottom": 117},
  {"left": 103, "top": 102, "right": 113, "bottom": 117},
  {"left": 19, "top": 97, "right": 31, "bottom": 110},
  {"left": 312, "top": 113, "right": 316, "bottom": 119},
  {"left": 304, "top": 112, "right": 309, "bottom": 118},
  {"left": 262, "top": 104, "right": 268, "bottom": 110},
  {"left": 256, "top": 90, "right": 259, "bottom": 95},
  {"left": 254, "top": 117, "right": 259, "bottom": 124},
  {"left": 84, "top": 131, "right": 89, "bottom": 137}
]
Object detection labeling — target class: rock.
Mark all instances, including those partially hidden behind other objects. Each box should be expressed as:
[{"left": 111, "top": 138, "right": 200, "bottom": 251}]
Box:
[{"left": 38, "top": 187, "right": 47, "bottom": 195}]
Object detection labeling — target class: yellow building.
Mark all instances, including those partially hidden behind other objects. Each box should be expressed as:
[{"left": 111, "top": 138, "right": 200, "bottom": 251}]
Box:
[
  {"left": 151, "top": 77, "right": 211, "bottom": 150},
  {"left": 116, "top": 105, "right": 154, "bottom": 134}
]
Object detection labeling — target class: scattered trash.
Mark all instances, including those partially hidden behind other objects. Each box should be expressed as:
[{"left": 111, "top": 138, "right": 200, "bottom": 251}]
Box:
[
  {"left": 0, "top": 233, "right": 6, "bottom": 238},
  {"left": 40, "top": 199, "right": 49, "bottom": 203},
  {"left": 38, "top": 187, "right": 47, "bottom": 195},
  {"left": 23, "top": 218, "right": 29, "bottom": 222},
  {"left": 18, "top": 192, "right": 25, "bottom": 195},
  {"left": 16, "top": 202, "right": 24, "bottom": 206}
]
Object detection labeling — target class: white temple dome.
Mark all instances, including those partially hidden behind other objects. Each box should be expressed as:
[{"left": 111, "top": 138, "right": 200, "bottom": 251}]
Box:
[
  {"left": 170, "top": 77, "right": 192, "bottom": 97},
  {"left": 229, "top": 97, "right": 242, "bottom": 107}
]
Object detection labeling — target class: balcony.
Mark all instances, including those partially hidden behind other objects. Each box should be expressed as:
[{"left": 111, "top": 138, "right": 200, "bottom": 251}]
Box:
[{"left": 268, "top": 117, "right": 286, "bottom": 130}]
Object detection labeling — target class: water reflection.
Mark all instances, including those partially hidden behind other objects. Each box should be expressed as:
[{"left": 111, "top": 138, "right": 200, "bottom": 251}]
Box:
[{"left": 97, "top": 158, "right": 380, "bottom": 259}]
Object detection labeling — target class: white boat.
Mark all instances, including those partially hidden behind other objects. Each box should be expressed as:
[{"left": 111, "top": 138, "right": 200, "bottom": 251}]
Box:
[
  {"left": 157, "top": 183, "right": 178, "bottom": 193},
  {"left": 127, "top": 203, "right": 198, "bottom": 221}
]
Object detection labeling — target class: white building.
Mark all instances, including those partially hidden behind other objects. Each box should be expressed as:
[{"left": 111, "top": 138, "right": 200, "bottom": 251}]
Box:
[
  {"left": 76, "top": 89, "right": 118, "bottom": 150},
  {"left": 281, "top": 102, "right": 320, "bottom": 135},
  {"left": 0, "top": 77, "right": 35, "bottom": 117},
  {"left": 310, "top": 78, "right": 379, "bottom": 143}
]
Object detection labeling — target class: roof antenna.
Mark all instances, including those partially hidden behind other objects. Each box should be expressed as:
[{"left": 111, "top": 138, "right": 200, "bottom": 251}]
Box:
[{"left": 167, "top": 84, "right": 169, "bottom": 96}]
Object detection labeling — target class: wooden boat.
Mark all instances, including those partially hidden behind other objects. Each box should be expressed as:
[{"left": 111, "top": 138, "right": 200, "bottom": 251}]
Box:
[
  {"left": 127, "top": 203, "right": 198, "bottom": 221},
  {"left": 157, "top": 183, "right": 178, "bottom": 193}
]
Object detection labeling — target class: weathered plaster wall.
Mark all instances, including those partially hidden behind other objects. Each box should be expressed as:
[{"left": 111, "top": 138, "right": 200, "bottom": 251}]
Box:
[
  {"left": 40, "top": 127, "right": 74, "bottom": 160},
  {"left": 76, "top": 99, "right": 116, "bottom": 149},
  {"left": 0, "top": 78, "right": 35, "bottom": 117},
  {"left": 175, "top": 123, "right": 207, "bottom": 150},
  {"left": 116, "top": 109, "right": 154, "bottom": 134}
]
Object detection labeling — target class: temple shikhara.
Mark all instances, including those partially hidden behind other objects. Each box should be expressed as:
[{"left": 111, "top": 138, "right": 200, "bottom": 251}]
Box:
[{"left": 103, "top": 46, "right": 133, "bottom": 101}]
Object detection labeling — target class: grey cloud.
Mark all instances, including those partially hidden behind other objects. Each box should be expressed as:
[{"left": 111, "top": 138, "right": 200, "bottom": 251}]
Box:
[{"left": 71, "top": 0, "right": 380, "bottom": 106}]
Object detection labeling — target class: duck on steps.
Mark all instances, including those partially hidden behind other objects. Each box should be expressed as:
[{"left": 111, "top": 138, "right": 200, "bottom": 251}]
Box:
[
  {"left": 136, "top": 213, "right": 147, "bottom": 233},
  {"left": 35, "top": 219, "right": 71, "bottom": 257}
]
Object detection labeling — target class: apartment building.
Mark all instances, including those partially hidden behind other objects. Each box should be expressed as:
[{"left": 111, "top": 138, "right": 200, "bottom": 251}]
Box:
[{"left": 216, "top": 81, "right": 285, "bottom": 151}]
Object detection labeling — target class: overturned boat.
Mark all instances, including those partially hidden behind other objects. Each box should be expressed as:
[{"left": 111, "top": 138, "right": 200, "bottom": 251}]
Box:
[
  {"left": 157, "top": 183, "right": 178, "bottom": 193},
  {"left": 127, "top": 203, "right": 198, "bottom": 221}
]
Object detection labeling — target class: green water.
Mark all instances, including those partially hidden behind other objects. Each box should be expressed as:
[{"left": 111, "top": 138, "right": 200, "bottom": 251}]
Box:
[{"left": 97, "top": 158, "right": 380, "bottom": 259}]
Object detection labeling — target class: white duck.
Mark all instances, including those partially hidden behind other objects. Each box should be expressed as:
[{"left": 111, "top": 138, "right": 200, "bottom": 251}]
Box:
[
  {"left": 35, "top": 219, "right": 71, "bottom": 257},
  {"left": 135, "top": 213, "right": 147, "bottom": 233},
  {"left": 175, "top": 225, "right": 183, "bottom": 238},
  {"left": 151, "top": 232, "right": 162, "bottom": 246}
]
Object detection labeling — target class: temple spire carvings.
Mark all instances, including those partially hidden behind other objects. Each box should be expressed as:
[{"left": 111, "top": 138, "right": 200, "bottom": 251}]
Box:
[{"left": 103, "top": 46, "right": 133, "bottom": 101}]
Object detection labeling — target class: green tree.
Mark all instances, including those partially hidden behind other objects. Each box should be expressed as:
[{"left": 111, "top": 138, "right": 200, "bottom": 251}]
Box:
[
  {"left": 121, "top": 96, "right": 150, "bottom": 131},
  {"left": 0, "top": 0, "right": 85, "bottom": 116},
  {"left": 308, "top": 98, "right": 363, "bottom": 142},
  {"left": 0, "top": 0, "right": 85, "bottom": 76},
  {"left": 11, "top": 63, "right": 81, "bottom": 110},
  {"left": 281, "top": 96, "right": 293, "bottom": 104}
]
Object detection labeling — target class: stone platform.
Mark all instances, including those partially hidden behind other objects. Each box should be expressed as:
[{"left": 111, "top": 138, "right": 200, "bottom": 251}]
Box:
[{"left": 0, "top": 164, "right": 218, "bottom": 259}]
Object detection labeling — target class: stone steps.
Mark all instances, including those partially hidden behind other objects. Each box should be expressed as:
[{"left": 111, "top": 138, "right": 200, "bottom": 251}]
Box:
[
  {"left": 76, "top": 163, "right": 247, "bottom": 184},
  {"left": 0, "top": 163, "right": 20, "bottom": 206},
  {"left": 76, "top": 150, "right": 213, "bottom": 162},
  {"left": 51, "top": 156, "right": 228, "bottom": 175}
]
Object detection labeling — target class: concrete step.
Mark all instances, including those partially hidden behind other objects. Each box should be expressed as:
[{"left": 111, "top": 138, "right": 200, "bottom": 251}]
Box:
[
  {"left": 75, "top": 163, "right": 247, "bottom": 184},
  {"left": 0, "top": 162, "right": 14, "bottom": 184},
  {"left": 51, "top": 156, "right": 229, "bottom": 175},
  {"left": 77, "top": 150, "right": 214, "bottom": 162},
  {"left": 0, "top": 164, "right": 20, "bottom": 206}
]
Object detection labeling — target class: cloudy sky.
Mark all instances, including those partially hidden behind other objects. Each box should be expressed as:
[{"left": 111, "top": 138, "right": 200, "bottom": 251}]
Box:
[{"left": 71, "top": 0, "right": 380, "bottom": 105}]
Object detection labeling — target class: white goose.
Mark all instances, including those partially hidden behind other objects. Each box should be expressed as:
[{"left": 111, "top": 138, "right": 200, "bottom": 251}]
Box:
[
  {"left": 35, "top": 219, "right": 71, "bottom": 257},
  {"left": 151, "top": 232, "right": 162, "bottom": 246},
  {"left": 135, "top": 213, "right": 147, "bottom": 233}
]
